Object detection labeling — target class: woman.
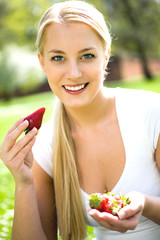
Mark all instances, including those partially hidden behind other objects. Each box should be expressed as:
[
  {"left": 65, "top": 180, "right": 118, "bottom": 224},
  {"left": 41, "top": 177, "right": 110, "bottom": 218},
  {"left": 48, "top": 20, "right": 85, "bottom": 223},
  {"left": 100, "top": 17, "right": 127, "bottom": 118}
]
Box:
[{"left": 0, "top": 1, "right": 160, "bottom": 240}]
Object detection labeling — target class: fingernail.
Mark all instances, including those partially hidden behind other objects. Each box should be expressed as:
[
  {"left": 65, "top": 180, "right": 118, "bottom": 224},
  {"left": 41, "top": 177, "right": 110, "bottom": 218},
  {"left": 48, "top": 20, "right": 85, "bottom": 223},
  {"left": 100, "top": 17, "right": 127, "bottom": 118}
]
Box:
[
  {"left": 118, "top": 211, "right": 125, "bottom": 220},
  {"left": 88, "top": 209, "right": 92, "bottom": 214},
  {"left": 32, "top": 127, "right": 37, "bottom": 133},
  {"left": 19, "top": 116, "right": 24, "bottom": 121},
  {"left": 22, "top": 120, "right": 28, "bottom": 125},
  {"left": 88, "top": 209, "right": 96, "bottom": 215}
]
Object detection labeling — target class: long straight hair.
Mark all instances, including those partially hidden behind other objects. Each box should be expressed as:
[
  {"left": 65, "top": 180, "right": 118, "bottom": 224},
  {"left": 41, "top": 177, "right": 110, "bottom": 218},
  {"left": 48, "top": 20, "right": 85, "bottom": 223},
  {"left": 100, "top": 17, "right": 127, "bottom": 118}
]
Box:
[
  {"left": 52, "top": 99, "right": 86, "bottom": 240},
  {"left": 36, "top": 1, "right": 111, "bottom": 239}
]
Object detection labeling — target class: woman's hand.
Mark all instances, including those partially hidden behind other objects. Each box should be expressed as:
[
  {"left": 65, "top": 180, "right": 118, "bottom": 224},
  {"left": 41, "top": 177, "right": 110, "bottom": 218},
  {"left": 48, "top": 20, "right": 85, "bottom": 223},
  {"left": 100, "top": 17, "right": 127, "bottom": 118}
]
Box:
[
  {"left": 0, "top": 117, "right": 37, "bottom": 185},
  {"left": 89, "top": 191, "right": 145, "bottom": 233}
]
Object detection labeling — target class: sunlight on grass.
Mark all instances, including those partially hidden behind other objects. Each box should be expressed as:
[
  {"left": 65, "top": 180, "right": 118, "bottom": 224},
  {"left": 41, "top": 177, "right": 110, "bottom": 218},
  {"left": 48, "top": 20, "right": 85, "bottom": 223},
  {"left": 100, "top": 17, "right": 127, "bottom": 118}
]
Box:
[
  {"left": 105, "top": 75, "right": 160, "bottom": 94},
  {"left": 0, "top": 162, "right": 14, "bottom": 239}
]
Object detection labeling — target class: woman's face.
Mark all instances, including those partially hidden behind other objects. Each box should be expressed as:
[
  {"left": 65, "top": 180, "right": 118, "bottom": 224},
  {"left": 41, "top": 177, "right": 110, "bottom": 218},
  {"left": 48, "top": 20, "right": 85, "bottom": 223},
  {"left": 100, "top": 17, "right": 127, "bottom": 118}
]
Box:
[{"left": 38, "top": 22, "right": 108, "bottom": 109}]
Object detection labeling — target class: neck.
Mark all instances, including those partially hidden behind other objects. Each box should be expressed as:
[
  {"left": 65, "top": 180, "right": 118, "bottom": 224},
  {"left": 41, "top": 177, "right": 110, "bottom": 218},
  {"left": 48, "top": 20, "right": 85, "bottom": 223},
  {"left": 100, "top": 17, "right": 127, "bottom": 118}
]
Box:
[{"left": 65, "top": 87, "right": 115, "bottom": 132}]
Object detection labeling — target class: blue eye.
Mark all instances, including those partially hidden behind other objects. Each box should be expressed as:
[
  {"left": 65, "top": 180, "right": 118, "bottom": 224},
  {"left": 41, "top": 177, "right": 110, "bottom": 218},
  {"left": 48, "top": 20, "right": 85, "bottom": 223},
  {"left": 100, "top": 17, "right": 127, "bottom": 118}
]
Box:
[
  {"left": 82, "top": 54, "right": 95, "bottom": 60},
  {"left": 51, "top": 56, "right": 64, "bottom": 61}
]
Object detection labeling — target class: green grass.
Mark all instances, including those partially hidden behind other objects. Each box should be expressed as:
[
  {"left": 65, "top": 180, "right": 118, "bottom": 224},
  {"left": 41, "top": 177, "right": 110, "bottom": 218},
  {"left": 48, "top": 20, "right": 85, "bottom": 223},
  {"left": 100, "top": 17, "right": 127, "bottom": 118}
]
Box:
[
  {"left": 0, "top": 76, "right": 160, "bottom": 239},
  {"left": 105, "top": 75, "right": 160, "bottom": 94}
]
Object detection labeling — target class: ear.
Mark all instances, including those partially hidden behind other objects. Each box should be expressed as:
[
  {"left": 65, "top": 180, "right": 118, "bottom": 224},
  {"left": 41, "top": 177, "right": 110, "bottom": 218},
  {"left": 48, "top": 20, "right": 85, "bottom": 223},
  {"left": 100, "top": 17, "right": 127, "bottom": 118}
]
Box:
[
  {"left": 37, "top": 52, "right": 46, "bottom": 73},
  {"left": 103, "top": 49, "right": 110, "bottom": 71}
]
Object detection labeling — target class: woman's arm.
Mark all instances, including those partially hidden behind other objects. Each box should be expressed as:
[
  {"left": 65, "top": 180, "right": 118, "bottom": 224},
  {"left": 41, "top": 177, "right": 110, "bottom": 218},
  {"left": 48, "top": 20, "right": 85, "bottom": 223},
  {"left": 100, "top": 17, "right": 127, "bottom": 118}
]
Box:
[
  {"left": 0, "top": 118, "right": 57, "bottom": 239},
  {"left": 12, "top": 162, "right": 57, "bottom": 240},
  {"left": 142, "top": 134, "right": 160, "bottom": 225},
  {"left": 12, "top": 182, "right": 48, "bottom": 240},
  {"left": 32, "top": 161, "right": 57, "bottom": 240}
]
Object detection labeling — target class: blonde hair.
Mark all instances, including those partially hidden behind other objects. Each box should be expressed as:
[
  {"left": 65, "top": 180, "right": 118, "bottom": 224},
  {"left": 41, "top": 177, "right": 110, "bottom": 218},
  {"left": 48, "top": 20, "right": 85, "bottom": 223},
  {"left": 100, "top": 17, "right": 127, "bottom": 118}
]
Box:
[
  {"left": 36, "top": 1, "right": 111, "bottom": 55},
  {"left": 52, "top": 99, "right": 86, "bottom": 240},
  {"left": 36, "top": 1, "right": 112, "bottom": 239}
]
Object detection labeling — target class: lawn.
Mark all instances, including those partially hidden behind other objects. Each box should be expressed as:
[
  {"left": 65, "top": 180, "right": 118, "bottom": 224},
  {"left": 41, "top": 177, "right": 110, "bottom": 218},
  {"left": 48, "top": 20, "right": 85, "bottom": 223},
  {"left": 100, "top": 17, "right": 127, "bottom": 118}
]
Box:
[{"left": 0, "top": 76, "right": 160, "bottom": 239}]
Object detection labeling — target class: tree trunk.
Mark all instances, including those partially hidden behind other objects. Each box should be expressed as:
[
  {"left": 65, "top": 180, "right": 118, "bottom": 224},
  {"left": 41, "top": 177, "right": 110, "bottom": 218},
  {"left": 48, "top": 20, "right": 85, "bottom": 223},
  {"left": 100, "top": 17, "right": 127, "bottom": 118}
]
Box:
[
  {"left": 121, "top": 0, "right": 153, "bottom": 80},
  {"left": 136, "top": 42, "right": 153, "bottom": 80}
]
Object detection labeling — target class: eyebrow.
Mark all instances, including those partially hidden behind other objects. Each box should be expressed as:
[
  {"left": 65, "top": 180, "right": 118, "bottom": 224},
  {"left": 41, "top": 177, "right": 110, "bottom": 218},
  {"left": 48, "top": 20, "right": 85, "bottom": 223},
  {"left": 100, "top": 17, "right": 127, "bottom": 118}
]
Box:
[{"left": 48, "top": 47, "right": 96, "bottom": 54}]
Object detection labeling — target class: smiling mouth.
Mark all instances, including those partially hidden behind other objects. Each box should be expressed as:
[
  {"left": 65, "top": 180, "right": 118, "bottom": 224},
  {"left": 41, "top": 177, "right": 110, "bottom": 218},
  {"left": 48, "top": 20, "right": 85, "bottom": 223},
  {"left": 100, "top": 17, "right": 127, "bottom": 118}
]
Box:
[{"left": 63, "top": 83, "right": 88, "bottom": 92}]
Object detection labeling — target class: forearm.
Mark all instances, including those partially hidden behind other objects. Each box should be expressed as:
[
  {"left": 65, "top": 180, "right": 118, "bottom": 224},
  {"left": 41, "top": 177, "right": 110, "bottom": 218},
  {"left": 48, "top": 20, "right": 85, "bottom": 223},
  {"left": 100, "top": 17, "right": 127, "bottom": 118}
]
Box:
[
  {"left": 143, "top": 194, "right": 160, "bottom": 225},
  {"left": 12, "top": 183, "right": 47, "bottom": 240}
]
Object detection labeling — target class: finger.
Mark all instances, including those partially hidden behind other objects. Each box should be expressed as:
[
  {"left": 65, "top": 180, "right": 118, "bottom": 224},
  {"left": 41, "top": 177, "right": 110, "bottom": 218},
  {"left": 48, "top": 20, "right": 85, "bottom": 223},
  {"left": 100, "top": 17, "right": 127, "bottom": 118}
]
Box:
[
  {"left": 118, "top": 203, "right": 142, "bottom": 220},
  {"left": 89, "top": 209, "right": 138, "bottom": 232},
  {"left": 7, "top": 127, "right": 37, "bottom": 161},
  {"left": 89, "top": 210, "right": 116, "bottom": 228},
  {"left": 0, "top": 117, "right": 24, "bottom": 152},
  {"left": 116, "top": 212, "right": 140, "bottom": 231},
  {"left": 10, "top": 136, "right": 36, "bottom": 169},
  {"left": 6, "top": 117, "right": 25, "bottom": 136},
  {"left": 89, "top": 210, "right": 119, "bottom": 227},
  {"left": 89, "top": 210, "right": 128, "bottom": 232},
  {"left": 3, "top": 120, "right": 29, "bottom": 151},
  {"left": 17, "top": 136, "right": 36, "bottom": 161}
]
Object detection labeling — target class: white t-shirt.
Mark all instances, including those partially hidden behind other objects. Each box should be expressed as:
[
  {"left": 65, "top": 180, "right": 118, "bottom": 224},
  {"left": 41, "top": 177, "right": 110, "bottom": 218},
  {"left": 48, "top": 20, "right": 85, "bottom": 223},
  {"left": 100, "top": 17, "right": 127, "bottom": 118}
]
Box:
[{"left": 32, "top": 88, "right": 160, "bottom": 240}]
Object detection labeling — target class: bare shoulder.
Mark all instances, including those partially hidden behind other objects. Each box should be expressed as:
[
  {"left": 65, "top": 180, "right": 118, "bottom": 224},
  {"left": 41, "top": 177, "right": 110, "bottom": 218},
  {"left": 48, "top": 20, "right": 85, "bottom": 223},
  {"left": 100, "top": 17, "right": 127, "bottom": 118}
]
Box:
[{"left": 32, "top": 160, "right": 57, "bottom": 240}]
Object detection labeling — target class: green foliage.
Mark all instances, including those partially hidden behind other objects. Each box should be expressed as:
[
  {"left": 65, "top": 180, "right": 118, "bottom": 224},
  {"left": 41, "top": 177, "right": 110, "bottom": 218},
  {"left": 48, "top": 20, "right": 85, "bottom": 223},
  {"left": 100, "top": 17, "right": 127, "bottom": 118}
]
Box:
[
  {"left": 1, "top": 0, "right": 160, "bottom": 58},
  {"left": 105, "top": 0, "right": 160, "bottom": 57},
  {"left": 0, "top": 0, "right": 106, "bottom": 51},
  {"left": 0, "top": 49, "right": 18, "bottom": 100},
  {"left": 104, "top": 0, "right": 160, "bottom": 79},
  {"left": 0, "top": 45, "right": 46, "bottom": 100},
  {"left": 0, "top": 0, "right": 52, "bottom": 50}
]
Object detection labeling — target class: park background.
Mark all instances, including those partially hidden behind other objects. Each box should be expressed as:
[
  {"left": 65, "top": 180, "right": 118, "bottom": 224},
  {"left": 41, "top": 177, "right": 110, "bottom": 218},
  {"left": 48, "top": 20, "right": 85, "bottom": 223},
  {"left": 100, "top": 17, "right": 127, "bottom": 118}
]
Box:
[{"left": 0, "top": 0, "right": 160, "bottom": 239}]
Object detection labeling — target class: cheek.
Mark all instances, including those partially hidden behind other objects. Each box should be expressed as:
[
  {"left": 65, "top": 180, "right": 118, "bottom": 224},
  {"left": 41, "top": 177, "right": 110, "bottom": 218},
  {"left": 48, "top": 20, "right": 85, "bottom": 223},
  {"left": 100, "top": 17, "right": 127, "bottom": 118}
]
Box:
[
  {"left": 47, "top": 76, "right": 60, "bottom": 92},
  {"left": 47, "top": 80, "right": 62, "bottom": 98},
  {"left": 45, "top": 66, "right": 62, "bottom": 85},
  {"left": 45, "top": 71, "right": 60, "bottom": 94},
  {"left": 88, "top": 63, "right": 104, "bottom": 81}
]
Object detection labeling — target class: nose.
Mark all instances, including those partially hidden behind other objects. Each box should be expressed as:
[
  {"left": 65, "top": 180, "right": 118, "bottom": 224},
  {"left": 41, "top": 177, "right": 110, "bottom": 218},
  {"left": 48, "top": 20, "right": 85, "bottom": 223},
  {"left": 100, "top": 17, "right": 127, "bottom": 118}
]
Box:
[{"left": 66, "top": 60, "right": 82, "bottom": 80}]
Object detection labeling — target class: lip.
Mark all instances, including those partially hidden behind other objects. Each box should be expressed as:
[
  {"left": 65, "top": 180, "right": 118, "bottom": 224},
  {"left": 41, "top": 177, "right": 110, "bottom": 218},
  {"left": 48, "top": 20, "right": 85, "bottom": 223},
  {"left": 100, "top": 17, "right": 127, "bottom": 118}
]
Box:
[
  {"left": 63, "top": 83, "right": 86, "bottom": 87},
  {"left": 62, "top": 83, "right": 89, "bottom": 95}
]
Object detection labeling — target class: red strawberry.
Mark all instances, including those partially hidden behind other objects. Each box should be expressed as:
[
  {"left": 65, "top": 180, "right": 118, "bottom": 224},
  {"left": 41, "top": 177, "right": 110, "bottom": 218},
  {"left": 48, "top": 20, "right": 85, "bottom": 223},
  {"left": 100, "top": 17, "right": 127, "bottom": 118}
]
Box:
[
  {"left": 104, "top": 201, "right": 113, "bottom": 214},
  {"left": 103, "top": 192, "right": 117, "bottom": 215},
  {"left": 24, "top": 107, "right": 45, "bottom": 134},
  {"left": 89, "top": 192, "right": 131, "bottom": 216},
  {"left": 89, "top": 193, "right": 107, "bottom": 212},
  {"left": 118, "top": 194, "right": 131, "bottom": 208}
]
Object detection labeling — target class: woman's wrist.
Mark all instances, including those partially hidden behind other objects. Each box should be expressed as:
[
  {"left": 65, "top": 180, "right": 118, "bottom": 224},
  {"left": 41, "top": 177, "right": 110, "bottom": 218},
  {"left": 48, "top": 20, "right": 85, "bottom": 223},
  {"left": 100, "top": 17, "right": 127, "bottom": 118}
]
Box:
[
  {"left": 142, "top": 193, "right": 149, "bottom": 216},
  {"left": 15, "top": 179, "right": 35, "bottom": 192},
  {"left": 142, "top": 193, "right": 160, "bottom": 224}
]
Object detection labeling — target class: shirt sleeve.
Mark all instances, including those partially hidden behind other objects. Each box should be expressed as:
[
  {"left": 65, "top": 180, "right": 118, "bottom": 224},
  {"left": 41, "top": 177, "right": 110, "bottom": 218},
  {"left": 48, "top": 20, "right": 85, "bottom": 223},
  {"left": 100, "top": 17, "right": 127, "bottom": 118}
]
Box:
[{"left": 32, "top": 120, "right": 53, "bottom": 178}]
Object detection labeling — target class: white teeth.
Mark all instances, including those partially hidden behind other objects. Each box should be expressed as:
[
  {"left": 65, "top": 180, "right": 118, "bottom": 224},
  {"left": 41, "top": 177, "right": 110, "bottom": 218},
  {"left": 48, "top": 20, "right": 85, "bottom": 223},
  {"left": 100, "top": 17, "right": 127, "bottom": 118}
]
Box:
[{"left": 64, "top": 84, "right": 85, "bottom": 91}]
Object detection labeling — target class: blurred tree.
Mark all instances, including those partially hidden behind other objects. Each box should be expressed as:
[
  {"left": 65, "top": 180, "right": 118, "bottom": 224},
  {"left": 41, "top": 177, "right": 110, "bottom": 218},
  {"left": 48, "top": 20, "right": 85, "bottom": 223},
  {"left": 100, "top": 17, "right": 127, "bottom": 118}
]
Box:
[
  {"left": 0, "top": 0, "right": 107, "bottom": 50},
  {"left": 0, "top": 49, "right": 18, "bottom": 100},
  {"left": 0, "top": 0, "right": 52, "bottom": 50},
  {"left": 105, "top": 0, "right": 160, "bottom": 79}
]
